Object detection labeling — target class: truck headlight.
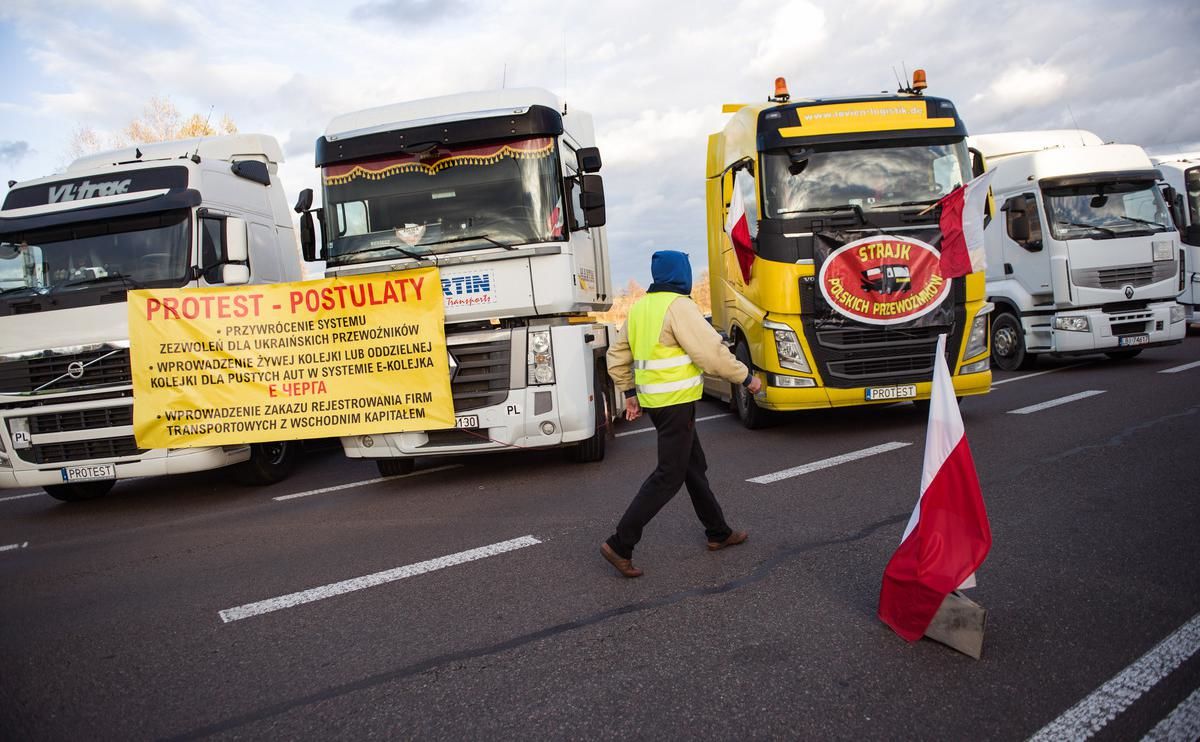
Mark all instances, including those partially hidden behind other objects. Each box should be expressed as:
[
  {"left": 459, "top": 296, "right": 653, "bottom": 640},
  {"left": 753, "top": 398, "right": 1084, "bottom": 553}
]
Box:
[
  {"left": 764, "top": 320, "right": 810, "bottom": 373},
  {"left": 960, "top": 358, "right": 990, "bottom": 374},
  {"left": 527, "top": 329, "right": 555, "bottom": 385},
  {"left": 1170, "top": 304, "right": 1185, "bottom": 323},
  {"left": 1152, "top": 240, "right": 1173, "bottom": 262},
  {"left": 964, "top": 314, "right": 988, "bottom": 358},
  {"left": 1054, "top": 316, "right": 1090, "bottom": 332}
]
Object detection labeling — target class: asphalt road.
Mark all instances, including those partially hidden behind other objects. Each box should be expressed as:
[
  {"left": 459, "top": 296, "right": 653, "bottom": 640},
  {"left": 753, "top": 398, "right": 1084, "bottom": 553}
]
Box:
[{"left": 2, "top": 334, "right": 1199, "bottom": 740}]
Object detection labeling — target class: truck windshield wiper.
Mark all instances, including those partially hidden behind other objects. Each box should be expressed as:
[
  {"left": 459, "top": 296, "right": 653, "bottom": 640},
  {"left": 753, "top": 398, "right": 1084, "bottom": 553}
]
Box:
[
  {"left": 422, "top": 234, "right": 515, "bottom": 251},
  {"left": 335, "top": 243, "right": 430, "bottom": 262},
  {"left": 56, "top": 273, "right": 144, "bottom": 290},
  {"left": 0, "top": 285, "right": 42, "bottom": 296},
  {"left": 776, "top": 205, "right": 865, "bottom": 216},
  {"left": 870, "top": 198, "right": 940, "bottom": 209},
  {"left": 1056, "top": 220, "right": 1117, "bottom": 237},
  {"left": 1113, "top": 215, "right": 1169, "bottom": 231}
]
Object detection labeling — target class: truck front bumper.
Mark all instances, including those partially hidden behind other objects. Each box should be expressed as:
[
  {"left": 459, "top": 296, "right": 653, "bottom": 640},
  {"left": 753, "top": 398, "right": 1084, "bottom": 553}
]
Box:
[
  {"left": 756, "top": 367, "right": 992, "bottom": 411},
  {"left": 0, "top": 445, "right": 251, "bottom": 489},
  {"left": 1048, "top": 301, "right": 1186, "bottom": 354}
]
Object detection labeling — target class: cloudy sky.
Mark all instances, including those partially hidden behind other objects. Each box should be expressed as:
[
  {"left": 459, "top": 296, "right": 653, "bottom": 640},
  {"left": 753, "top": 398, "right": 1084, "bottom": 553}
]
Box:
[{"left": 2, "top": 0, "right": 1198, "bottom": 289}]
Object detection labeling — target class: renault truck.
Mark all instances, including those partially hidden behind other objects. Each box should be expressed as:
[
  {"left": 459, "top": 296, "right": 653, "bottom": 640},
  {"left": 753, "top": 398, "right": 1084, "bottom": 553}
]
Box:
[
  {"left": 705, "top": 72, "right": 993, "bottom": 428},
  {"left": 970, "top": 131, "right": 1186, "bottom": 369},
  {"left": 0, "top": 134, "right": 306, "bottom": 500},
  {"left": 305, "top": 88, "right": 615, "bottom": 475},
  {"left": 1151, "top": 150, "right": 1200, "bottom": 321}
]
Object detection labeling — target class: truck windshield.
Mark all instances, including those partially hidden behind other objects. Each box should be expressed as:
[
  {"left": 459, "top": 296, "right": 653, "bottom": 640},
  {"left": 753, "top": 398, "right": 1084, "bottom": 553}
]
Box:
[
  {"left": 0, "top": 210, "right": 190, "bottom": 298},
  {"left": 1044, "top": 181, "right": 1174, "bottom": 240},
  {"left": 323, "top": 136, "right": 564, "bottom": 266},
  {"left": 761, "top": 140, "right": 971, "bottom": 217},
  {"left": 1187, "top": 166, "right": 1200, "bottom": 226}
]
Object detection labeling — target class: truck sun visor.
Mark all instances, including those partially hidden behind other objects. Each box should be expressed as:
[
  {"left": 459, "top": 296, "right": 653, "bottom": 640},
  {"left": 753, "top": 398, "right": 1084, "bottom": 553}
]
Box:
[{"left": 0, "top": 189, "right": 201, "bottom": 235}]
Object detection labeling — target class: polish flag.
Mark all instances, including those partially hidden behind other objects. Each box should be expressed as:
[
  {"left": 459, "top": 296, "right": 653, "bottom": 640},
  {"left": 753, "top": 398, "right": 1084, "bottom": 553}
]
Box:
[
  {"left": 937, "top": 170, "right": 995, "bottom": 279},
  {"left": 547, "top": 196, "right": 564, "bottom": 237},
  {"left": 878, "top": 333, "right": 992, "bottom": 642},
  {"left": 724, "top": 172, "right": 755, "bottom": 283}
]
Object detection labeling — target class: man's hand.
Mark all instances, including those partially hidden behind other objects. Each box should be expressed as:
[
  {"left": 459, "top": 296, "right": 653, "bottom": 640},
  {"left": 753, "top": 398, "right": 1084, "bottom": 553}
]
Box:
[
  {"left": 746, "top": 375, "right": 763, "bottom": 395},
  {"left": 624, "top": 396, "right": 642, "bottom": 421}
]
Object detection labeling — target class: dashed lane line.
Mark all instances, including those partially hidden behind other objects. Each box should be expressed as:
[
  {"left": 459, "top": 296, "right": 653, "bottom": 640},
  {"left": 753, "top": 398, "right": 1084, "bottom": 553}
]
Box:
[
  {"left": 273, "top": 464, "right": 462, "bottom": 501},
  {"left": 1159, "top": 360, "right": 1200, "bottom": 374},
  {"left": 0, "top": 492, "right": 44, "bottom": 503},
  {"left": 614, "top": 413, "right": 732, "bottom": 438},
  {"left": 991, "top": 362, "right": 1091, "bottom": 386},
  {"left": 1028, "top": 612, "right": 1200, "bottom": 741},
  {"left": 1141, "top": 685, "right": 1200, "bottom": 741},
  {"left": 219, "top": 535, "right": 542, "bottom": 623},
  {"left": 747, "top": 441, "right": 912, "bottom": 484},
  {"left": 1008, "top": 390, "right": 1106, "bottom": 415},
  {"left": 0, "top": 542, "right": 29, "bottom": 552}
]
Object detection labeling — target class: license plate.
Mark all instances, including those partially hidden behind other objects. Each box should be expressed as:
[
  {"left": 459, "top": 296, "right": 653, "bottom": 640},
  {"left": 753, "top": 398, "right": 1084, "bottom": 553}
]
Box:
[
  {"left": 61, "top": 463, "right": 116, "bottom": 482},
  {"left": 865, "top": 384, "right": 917, "bottom": 401},
  {"left": 455, "top": 415, "right": 480, "bottom": 429},
  {"left": 1118, "top": 334, "right": 1149, "bottom": 347}
]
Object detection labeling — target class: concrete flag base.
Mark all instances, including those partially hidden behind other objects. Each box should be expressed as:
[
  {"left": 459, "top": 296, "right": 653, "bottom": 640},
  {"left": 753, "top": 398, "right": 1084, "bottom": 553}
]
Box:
[{"left": 924, "top": 590, "right": 987, "bottom": 659}]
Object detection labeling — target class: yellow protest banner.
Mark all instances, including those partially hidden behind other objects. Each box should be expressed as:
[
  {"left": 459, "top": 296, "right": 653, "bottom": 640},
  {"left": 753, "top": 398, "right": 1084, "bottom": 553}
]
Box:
[{"left": 128, "top": 268, "right": 453, "bottom": 448}]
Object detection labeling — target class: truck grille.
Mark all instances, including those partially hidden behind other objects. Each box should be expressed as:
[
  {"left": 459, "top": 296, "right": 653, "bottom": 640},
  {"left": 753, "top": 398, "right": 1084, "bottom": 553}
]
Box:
[
  {"left": 22, "top": 436, "right": 144, "bottom": 465},
  {"left": 815, "top": 325, "right": 943, "bottom": 350},
  {"left": 0, "top": 346, "right": 132, "bottom": 395},
  {"left": 1072, "top": 262, "right": 1175, "bottom": 290},
  {"left": 448, "top": 338, "right": 511, "bottom": 412},
  {"left": 28, "top": 406, "right": 133, "bottom": 434}
]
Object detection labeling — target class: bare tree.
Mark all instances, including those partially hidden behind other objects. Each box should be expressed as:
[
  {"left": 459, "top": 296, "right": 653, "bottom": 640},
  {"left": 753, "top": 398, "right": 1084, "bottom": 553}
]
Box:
[{"left": 66, "top": 96, "right": 238, "bottom": 162}]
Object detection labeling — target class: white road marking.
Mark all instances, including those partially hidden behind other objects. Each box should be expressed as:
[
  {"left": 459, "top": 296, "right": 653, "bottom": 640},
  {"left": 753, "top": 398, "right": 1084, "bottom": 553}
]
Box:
[
  {"left": 1028, "top": 612, "right": 1200, "bottom": 741},
  {"left": 0, "top": 492, "right": 44, "bottom": 503},
  {"left": 0, "top": 542, "right": 29, "bottom": 552},
  {"left": 747, "top": 441, "right": 912, "bottom": 484},
  {"left": 615, "top": 413, "right": 732, "bottom": 438},
  {"left": 992, "top": 363, "right": 1090, "bottom": 386},
  {"left": 1008, "top": 390, "right": 1106, "bottom": 415},
  {"left": 219, "top": 535, "right": 541, "bottom": 623},
  {"left": 1141, "top": 685, "right": 1200, "bottom": 742},
  {"left": 273, "top": 465, "right": 461, "bottom": 501},
  {"left": 1159, "top": 360, "right": 1200, "bottom": 374}
]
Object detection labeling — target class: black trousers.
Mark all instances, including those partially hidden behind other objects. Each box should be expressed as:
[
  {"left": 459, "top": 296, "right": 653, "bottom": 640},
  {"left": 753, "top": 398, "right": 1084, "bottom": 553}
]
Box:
[{"left": 606, "top": 401, "right": 733, "bottom": 559}]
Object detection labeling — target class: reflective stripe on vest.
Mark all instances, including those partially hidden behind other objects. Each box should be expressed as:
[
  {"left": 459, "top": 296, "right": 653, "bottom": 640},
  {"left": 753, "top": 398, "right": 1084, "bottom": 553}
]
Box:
[{"left": 628, "top": 292, "right": 703, "bottom": 408}]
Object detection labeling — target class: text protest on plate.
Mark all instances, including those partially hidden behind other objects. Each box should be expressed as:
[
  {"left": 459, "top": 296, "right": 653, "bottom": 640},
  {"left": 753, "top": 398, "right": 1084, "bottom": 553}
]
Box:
[{"left": 128, "top": 267, "right": 453, "bottom": 448}]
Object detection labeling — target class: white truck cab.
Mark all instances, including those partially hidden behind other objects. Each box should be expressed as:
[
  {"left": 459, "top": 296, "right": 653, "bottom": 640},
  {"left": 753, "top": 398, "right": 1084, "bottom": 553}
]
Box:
[
  {"left": 0, "top": 134, "right": 307, "bottom": 500},
  {"left": 971, "top": 131, "right": 1186, "bottom": 370},
  {"left": 304, "top": 88, "right": 616, "bottom": 474},
  {"left": 1150, "top": 151, "right": 1200, "bottom": 321}
]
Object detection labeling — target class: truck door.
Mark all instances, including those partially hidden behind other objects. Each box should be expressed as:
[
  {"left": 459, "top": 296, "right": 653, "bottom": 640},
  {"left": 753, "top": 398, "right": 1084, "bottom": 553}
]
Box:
[{"left": 1000, "top": 192, "right": 1052, "bottom": 304}]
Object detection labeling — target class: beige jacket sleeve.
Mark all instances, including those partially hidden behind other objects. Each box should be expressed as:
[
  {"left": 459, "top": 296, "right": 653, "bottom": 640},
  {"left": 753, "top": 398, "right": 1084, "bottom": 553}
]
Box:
[
  {"left": 606, "top": 320, "right": 635, "bottom": 395},
  {"left": 662, "top": 297, "right": 750, "bottom": 385}
]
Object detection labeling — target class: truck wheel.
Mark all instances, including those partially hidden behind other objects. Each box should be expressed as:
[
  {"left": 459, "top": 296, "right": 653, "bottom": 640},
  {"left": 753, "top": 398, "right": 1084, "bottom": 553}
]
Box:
[
  {"left": 1104, "top": 349, "right": 1142, "bottom": 361},
  {"left": 43, "top": 480, "right": 115, "bottom": 502},
  {"left": 733, "top": 341, "right": 773, "bottom": 429},
  {"left": 378, "top": 458, "right": 416, "bottom": 477},
  {"left": 236, "top": 441, "right": 300, "bottom": 485},
  {"left": 991, "top": 312, "right": 1035, "bottom": 372},
  {"left": 572, "top": 366, "right": 609, "bottom": 463}
]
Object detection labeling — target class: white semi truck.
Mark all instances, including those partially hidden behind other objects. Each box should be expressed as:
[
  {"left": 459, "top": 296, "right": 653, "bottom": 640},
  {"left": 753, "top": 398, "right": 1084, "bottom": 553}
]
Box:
[
  {"left": 970, "top": 131, "right": 1186, "bottom": 370},
  {"left": 303, "top": 88, "right": 616, "bottom": 475},
  {"left": 0, "top": 134, "right": 306, "bottom": 500},
  {"left": 1150, "top": 150, "right": 1200, "bottom": 321}
]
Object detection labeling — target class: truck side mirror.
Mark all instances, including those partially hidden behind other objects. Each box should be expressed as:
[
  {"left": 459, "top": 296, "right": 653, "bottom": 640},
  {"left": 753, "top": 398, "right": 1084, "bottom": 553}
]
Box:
[
  {"left": 1185, "top": 224, "right": 1200, "bottom": 247},
  {"left": 1008, "top": 209, "right": 1030, "bottom": 242},
  {"left": 576, "top": 147, "right": 602, "bottom": 173},
  {"left": 300, "top": 210, "right": 318, "bottom": 262},
  {"left": 294, "top": 188, "right": 314, "bottom": 213},
  {"left": 222, "top": 263, "right": 251, "bottom": 285},
  {"left": 968, "top": 147, "right": 986, "bottom": 179},
  {"left": 579, "top": 174, "right": 607, "bottom": 228},
  {"left": 226, "top": 217, "right": 249, "bottom": 262}
]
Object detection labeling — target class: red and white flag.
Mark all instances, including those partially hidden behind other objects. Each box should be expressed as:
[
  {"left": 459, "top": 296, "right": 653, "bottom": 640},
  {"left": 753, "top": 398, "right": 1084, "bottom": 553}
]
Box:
[
  {"left": 937, "top": 170, "right": 995, "bottom": 279},
  {"left": 725, "top": 172, "right": 755, "bottom": 283},
  {"left": 878, "top": 333, "right": 992, "bottom": 642},
  {"left": 547, "top": 196, "right": 564, "bottom": 238}
]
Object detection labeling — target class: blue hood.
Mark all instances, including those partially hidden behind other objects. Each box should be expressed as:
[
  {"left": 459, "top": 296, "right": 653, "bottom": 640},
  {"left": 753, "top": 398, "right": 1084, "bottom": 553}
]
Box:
[{"left": 649, "top": 250, "right": 692, "bottom": 295}]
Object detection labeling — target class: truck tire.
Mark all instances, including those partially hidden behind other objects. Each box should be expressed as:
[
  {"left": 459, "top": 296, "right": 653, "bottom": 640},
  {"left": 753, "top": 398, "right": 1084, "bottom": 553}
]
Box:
[
  {"left": 43, "top": 480, "right": 115, "bottom": 502},
  {"left": 1104, "top": 349, "right": 1142, "bottom": 361},
  {"left": 378, "top": 458, "right": 416, "bottom": 477},
  {"left": 236, "top": 441, "right": 300, "bottom": 485},
  {"left": 572, "top": 366, "right": 609, "bottom": 463},
  {"left": 733, "top": 341, "right": 773, "bottom": 429},
  {"left": 991, "top": 312, "right": 1036, "bottom": 372}
]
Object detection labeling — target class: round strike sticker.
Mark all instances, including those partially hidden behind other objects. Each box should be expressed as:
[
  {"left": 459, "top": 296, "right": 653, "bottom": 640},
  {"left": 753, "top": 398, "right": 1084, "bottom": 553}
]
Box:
[{"left": 817, "top": 235, "right": 951, "bottom": 325}]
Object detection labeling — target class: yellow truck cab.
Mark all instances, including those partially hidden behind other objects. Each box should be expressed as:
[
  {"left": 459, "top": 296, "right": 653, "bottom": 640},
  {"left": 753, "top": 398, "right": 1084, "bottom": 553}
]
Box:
[{"left": 705, "top": 74, "right": 993, "bottom": 427}]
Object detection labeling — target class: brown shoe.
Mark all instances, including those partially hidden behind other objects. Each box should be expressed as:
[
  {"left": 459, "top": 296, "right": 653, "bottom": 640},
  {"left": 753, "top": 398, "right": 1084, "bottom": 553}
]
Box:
[
  {"left": 707, "top": 530, "right": 749, "bottom": 551},
  {"left": 601, "top": 543, "right": 643, "bottom": 578}
]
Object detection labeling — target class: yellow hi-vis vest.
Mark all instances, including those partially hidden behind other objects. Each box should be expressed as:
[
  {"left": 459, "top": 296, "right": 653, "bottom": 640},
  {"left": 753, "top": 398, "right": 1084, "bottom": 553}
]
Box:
[{"left": 629, "top": 292, "right": 704, "bottom": 408}]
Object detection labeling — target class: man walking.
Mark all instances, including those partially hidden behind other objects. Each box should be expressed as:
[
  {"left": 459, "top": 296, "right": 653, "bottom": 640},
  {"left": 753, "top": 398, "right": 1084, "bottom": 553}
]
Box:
[{"left": 601, "top": 250, "right": 763, "bottom": 578}]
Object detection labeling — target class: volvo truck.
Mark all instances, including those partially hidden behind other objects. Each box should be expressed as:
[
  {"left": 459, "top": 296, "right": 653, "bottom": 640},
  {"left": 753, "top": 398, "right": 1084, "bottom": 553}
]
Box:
[
  {"left": 705, "top": 72, "right": 993, "bottom": 428},
  {"left": 1150, "top": 150, "right": 1200, "bottom": 321},
  {"left": 970, "top": 132, "right": 1186, "bottom": 370},
  {"left": 305, "top": 88, "right": 615, "bottom": 475},
  {"left": 0, "top": 134, "right": 306, "bottom": 500}
]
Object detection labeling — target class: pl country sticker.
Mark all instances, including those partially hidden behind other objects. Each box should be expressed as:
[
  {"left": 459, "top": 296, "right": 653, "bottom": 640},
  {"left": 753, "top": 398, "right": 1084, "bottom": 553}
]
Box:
[{"left": 817, "top": 235, "right": 950, "bottom": 325}]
